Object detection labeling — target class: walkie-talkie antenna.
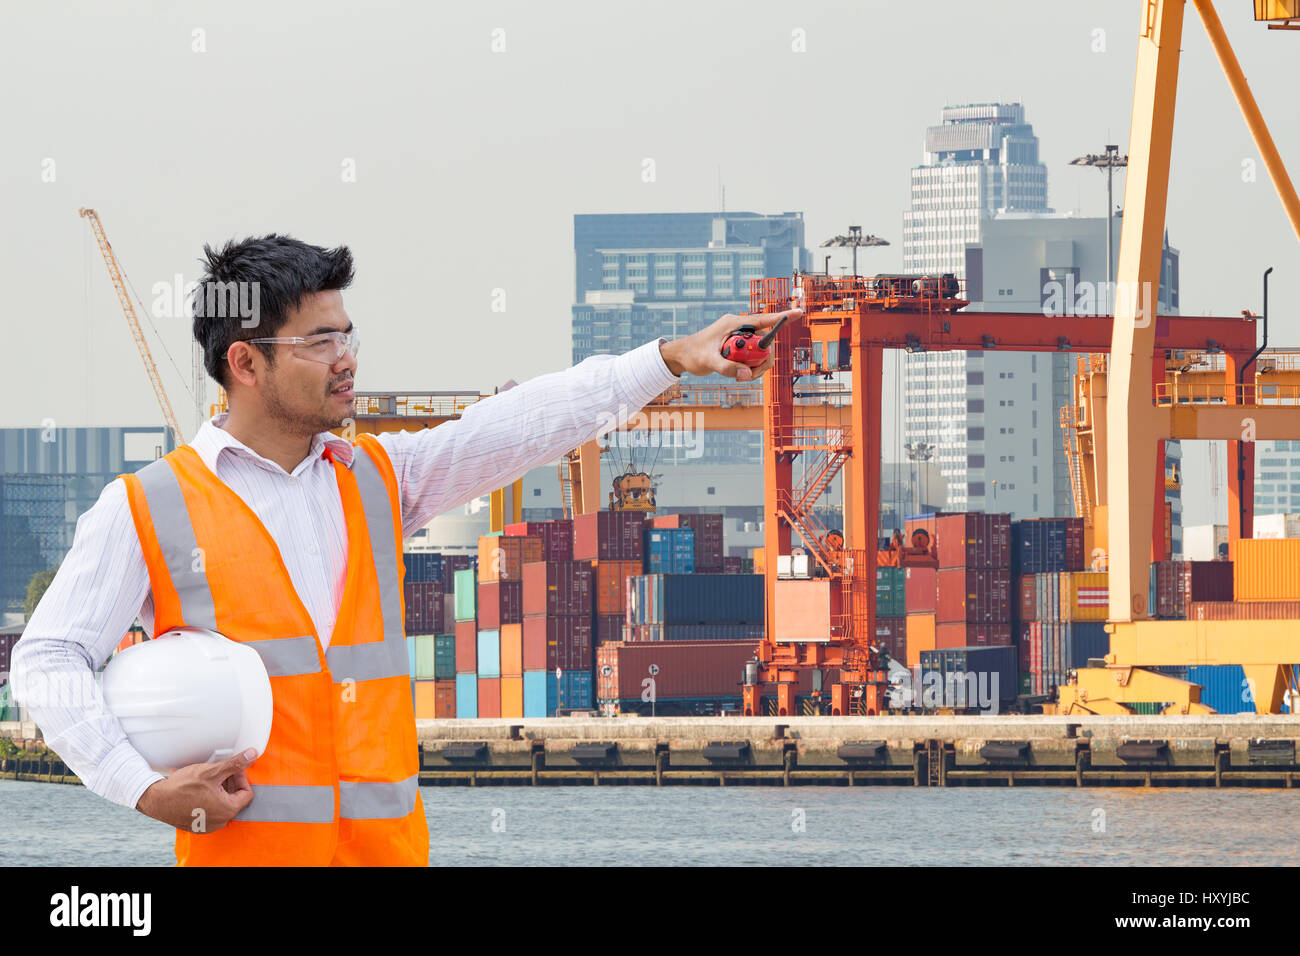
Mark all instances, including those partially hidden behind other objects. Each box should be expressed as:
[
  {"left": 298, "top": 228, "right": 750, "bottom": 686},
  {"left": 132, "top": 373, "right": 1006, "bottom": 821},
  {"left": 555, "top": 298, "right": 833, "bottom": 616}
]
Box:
[{"left": 756, "top": 314, "right": 789, "bottom": 351}]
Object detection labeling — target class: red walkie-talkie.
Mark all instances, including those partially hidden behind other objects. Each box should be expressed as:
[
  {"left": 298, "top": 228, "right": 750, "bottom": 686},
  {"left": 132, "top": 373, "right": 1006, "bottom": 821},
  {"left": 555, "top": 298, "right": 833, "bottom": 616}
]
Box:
[{"left": 720, "top": 314, "right": 790, "bottom": 367}]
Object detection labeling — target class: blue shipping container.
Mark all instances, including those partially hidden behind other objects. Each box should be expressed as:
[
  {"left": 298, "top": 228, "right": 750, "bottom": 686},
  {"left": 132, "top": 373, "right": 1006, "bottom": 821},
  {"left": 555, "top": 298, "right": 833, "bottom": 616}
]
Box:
[
  {"left": 628, "top": 574, "right": 764, "bottom": 626},
  {"left": 1066, "top": 621, "right": 1109, "bottom": 669},
  {"left": 455, "top": 673, "right": 478, "bottom": 718},
  {"left": 547, "top": 671, "right": 593, "bottom": 713},
  {"left": 635, "top": 623, "right": 765, "bottom": 642},
  {"left": 476, "top": 629, "right": 501, "bottom": 678},
  {"left": 404, "top": 552, "right": 442, "bottom": 583},
  {"left": 1187, "top": 665, "right": 1257, "bottom": 714},
  {"left": 644, "top": 528, "right": 695, "bottom": 574},
  {"left": 523, "top": 671, "right": 548, "bottom": 717},
  {"left": 406, "top": 636, "right": 417, "bottom": 676}
]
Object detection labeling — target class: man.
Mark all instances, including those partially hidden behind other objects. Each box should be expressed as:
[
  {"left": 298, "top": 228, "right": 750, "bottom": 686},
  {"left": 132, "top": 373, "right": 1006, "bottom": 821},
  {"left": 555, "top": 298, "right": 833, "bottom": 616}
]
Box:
[{"left": 11, "top": 233, "right": 795, "bottom": 866}]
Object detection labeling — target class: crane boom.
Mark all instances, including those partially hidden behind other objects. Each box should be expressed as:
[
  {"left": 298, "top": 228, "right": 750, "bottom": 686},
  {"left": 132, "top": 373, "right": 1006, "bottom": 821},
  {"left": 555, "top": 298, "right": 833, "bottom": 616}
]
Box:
[{"left": 79, "top": 208, "right": 185, "bottom": 448}]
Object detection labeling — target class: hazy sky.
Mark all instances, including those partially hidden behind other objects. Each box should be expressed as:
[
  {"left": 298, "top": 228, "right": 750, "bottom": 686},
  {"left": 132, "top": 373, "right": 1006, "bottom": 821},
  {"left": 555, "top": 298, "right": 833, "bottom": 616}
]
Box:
[{"left": 3, "top": 0, "right": 1297, "bottom": 526}]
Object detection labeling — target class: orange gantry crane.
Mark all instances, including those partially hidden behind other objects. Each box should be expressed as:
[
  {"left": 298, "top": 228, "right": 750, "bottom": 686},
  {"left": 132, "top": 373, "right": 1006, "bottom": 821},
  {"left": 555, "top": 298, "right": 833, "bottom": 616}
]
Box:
[{"left": 79, "top": 208, "right": 186, "bottom": 449}]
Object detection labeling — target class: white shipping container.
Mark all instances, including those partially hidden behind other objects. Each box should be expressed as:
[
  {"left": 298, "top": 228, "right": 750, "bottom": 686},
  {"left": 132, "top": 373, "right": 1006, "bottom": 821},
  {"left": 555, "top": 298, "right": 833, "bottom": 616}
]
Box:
[
  {"left": 1183, "top": 524, "right": 1228, "bottom": 561},
  {"left": 1253, "top": 513, "right": 1300, "bottom": 539},
  {"left": 777, "top": 555, "right": 793, "bottom": 579},
  {"left": 792, "top": 553, "right": 811, "bottom": 578}
]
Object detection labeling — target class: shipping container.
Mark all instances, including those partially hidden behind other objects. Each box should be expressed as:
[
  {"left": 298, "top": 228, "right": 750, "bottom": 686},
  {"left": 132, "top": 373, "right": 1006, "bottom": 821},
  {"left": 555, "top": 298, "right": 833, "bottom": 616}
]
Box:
[
  {"left": 1065, "top": 621, "right": 1109, "bottom": 668},
  {"left": 905, "top": 612, "right": 936, "bottom": 668},
  {"left": 753, "top": 547, "right": 766, "bottom": 575},
  {"left": 476, "top": 629, "right": 501, "bottom": 678},
  {"left": 454, "top": 619, "right": 477, "bottom": 673},
  {"left": 1231, "top": 538, "right": 1300, "bottom": 600},
  {"left": 596, "top": 640, "right": 754, "bottom": 702},
  {"left": 935, "top": 513, "right": 1011, "bottom": 569},
  {"left": 413, "top": 679, "right": 457, "bottom": 719},
  {"left": 573, "top": 511, "right": 646, "bottom": 562},
  {"left": 499, "top": 623, "right": 523, "bottom": 677},
  {"left": 548, "top": 671, "right": 594, "bottom": 712},
  {"left": 1018, "top": 575, "right": 1037, "bottom": 621},
  {"left": 403, "top": 552, "right": 442, "bottom": 584},
  {"left": 1149, "top": 560, "right": 1235, "bottom": 619},
  {"left": 402, "top": 580, "right": 445, "bottom": 635},
  {"left": 594, "top": 613, "right": 625, "bottom": 644},
  {"left": 477, "top": 677, "right": 502, "bottom": 718},
  {"left": 627, "top": 573, "right": 765, "bottom": 626},
  {"left": 522, "top": 560, "right": 594, "bottom": 617},
  {"left": 873, "top": 616, "right": 907, "bottom": 662},
  {"left": 1253, "top": 513, "right": 1300, "bottom": 539},
  {"left": 478, "top": 535, "right": 544, "bottom": 583},
  {"left": 624, "top": 623, "right": 766, "bottom": 642},
  {"left": 500, "top": 676, "right": 524, "bottom": 718},
  {"left": 1186, "top": 665, "right": 1257, "bottom": 714},
  {"left": 523, "top": 671, "right": 548, "bottom": 717},
  {"left": 434, "top": 634, "right": 456, "bottom": 679},
  {"left": 1183, "top": 524, "right": 1229, "bottom": 561},
  {"left": 1011, "top": 517, "right": 1085, "bottom": 574},
  {"left": 504, "top": 520, "right": 574, "bottom": 561},
  {"left": 936, "top": 567, "right": 1013, "bottom": 624},
  {"left": 651, "top": 513, "right": 723, "bottom": 569},
  {"left": 935, "top": 621, "right": 1013, "bottom": 648},
  {"left": 1187, "top": 600, "right": 1300, "bottom": 620},
  {"left": 405, "top": 636, "right": 417, "bottom": 678},
  {"left": 876, "top": 566, "right": 906, "bottom": 618},
  {"left": 919, "top": 646, "right": 1017, "bottom": 709},
  {"left": 905, "top": 566, "right": 937, "bottom": 613},
  {"left": 412, "top": 634, "right": 436, "bottom": 680},
  {"left": 521, "top": 614, "right": 593, "bottom": 671},
  {"left": 476, "top": 581, "right": 523, "bottom": 630},
  {"left": 643, "top": 528, "right": 696, "bottom": 574},
  {"left": 453, "top": 568, "right": 477, "bottom": 622},
  {"left": 592, "top": 560, "right": 643, "bottom": 615},
  {"left": 723, "top": 555, "right": 743, "bottom": 574},
  {"left": 1059, "top": 571, "right": 1109, "bottom": 621},
  {"left": 455, "top": 673, "right": 478, "bottom": 718}
]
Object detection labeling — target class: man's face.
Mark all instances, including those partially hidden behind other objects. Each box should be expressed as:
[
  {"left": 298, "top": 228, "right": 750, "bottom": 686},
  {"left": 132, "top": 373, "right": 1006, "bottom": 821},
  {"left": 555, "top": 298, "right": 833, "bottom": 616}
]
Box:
[{"left": 259, "top": 290, "right": 357, "bottom": 435}]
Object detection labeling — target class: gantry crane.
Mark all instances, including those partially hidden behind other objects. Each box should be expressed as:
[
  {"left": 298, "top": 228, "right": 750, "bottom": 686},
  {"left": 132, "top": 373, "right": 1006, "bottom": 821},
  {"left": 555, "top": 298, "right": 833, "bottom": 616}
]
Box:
[{"left": 79, "top": 208, "right": 186, "bottom": 449}]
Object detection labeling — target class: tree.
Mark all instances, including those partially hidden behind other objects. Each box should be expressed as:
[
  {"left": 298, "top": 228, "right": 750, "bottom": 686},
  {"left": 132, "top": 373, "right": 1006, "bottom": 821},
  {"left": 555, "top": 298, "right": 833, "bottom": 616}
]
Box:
[{"left": 23, "top": 567, "right": 59, "bottom": 618}]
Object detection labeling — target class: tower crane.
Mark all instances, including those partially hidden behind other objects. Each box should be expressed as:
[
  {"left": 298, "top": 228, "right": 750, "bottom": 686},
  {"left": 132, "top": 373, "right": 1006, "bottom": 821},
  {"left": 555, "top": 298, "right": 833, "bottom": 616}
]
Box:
[{"left": 79, "top": 208, "right": 186, "bottom": 448}]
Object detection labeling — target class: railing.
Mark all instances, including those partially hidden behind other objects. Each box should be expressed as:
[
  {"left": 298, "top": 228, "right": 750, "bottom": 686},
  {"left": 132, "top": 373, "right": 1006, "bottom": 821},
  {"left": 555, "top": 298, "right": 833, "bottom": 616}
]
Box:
[
  {"left": 768, "top": 423, "right": 853, "bottom": 451},
  {"left": 352, "top": 392, "right": 485, "bottom": 418},
  {"left": 1154, "top": 382, "right": 1300, "bottom": 406},
  {"left": 646, "top": 383, "right": 764, "bottom": 408}
]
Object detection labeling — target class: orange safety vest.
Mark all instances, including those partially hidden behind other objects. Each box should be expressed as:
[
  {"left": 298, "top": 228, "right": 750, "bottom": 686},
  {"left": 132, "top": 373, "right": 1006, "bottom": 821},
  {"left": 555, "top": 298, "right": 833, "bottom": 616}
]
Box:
[{"left": 119, "top": 433, "right": 428, "bottom": 867}]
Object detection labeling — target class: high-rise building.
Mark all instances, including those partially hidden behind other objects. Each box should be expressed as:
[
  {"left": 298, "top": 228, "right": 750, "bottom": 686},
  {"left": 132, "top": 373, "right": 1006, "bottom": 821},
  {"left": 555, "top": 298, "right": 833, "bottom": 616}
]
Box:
[
  {"left": 1254, "top": 441, "right": 1300, "bottom": 514},
  {"left": 573, "top": 212, "right": 811, "bottom": 468}
]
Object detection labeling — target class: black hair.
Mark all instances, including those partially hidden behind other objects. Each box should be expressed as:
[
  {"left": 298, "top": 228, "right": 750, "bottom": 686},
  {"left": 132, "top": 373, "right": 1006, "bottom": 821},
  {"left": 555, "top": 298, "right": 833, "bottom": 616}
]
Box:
[{"left": 191, "top": 234, "right": 355, "bottom": 389}]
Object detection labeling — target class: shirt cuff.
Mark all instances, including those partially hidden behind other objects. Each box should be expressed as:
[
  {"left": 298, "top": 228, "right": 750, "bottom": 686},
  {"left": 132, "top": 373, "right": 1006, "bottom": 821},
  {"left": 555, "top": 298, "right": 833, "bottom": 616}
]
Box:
[
  {"left": 89, "top": 738, "right": 167, "bottom": 811},
  {"left": 613, "top": 338, "right": 682, "bottom": 409}
]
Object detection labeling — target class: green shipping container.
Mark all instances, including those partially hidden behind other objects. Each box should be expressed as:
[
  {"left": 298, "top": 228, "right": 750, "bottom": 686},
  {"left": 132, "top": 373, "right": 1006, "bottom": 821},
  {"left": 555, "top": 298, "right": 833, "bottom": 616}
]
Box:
[
  {"left": 434, "top": 634, "right": 457, "bottom": 679},
  {"left": 876, "top": 567, "right": 906, "bottom": 618},
  {"left": 413, "top": 634, "right": 436, "bottom": 680},
  {"left": 454, "top": 568, "right": 477, "bottom": 621}
]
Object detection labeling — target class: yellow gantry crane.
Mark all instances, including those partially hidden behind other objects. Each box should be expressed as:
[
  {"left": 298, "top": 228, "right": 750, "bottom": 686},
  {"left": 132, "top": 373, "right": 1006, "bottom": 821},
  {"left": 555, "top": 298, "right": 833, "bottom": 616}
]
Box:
[{"left": 79, "top": 208, "right": 186, "bottom": 449}]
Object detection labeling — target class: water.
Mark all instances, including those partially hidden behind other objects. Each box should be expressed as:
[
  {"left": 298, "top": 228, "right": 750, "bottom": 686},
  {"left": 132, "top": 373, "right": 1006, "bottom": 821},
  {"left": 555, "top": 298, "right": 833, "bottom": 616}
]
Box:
[{"left": 2, "top": 779, "right": 1297, "bottom": 866}]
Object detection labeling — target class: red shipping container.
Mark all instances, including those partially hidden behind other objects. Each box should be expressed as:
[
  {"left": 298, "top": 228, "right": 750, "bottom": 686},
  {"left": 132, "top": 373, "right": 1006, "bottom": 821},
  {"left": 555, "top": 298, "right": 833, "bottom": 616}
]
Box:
[
  {"left": 595, "top": 613, "right": 625, "bottom": 644},
  {"left": 592, "top": 559, "right": 642, "bottom": 614},
  {"left": 522, "top": 560, "right": 594, "bottom": 617},
  {"left": 595, "top": 640, "right": 756, "bottom": 701},
  {"left": 477, "top": 678, "right": 501, "bottom": 718},
  {"left": 936, "top": 621, "right": 1013, "bottom": 648},
  {"left": 1187, "top": 600, "right": 1300, "bottom": 620},
  {"left": 505, "top": 520, "right": 574, "bottom": 562},
  {"left": 936, "top": 513, "right": 1011, "bottom": 569},
  {"left": 1017, "top": 626, "right": 1031, "bottom": 675},
  {"left": 1018, "top": 575, "right": 1037, "bottom": 621},
  {"left": 651, "top": 513, "right": 724, "bottom": 569},
  {"left": 434, "top": 679, "right": 456, "bottom": 718},
  {"left": 936, "top": 568, "right": 1012, "bottom": 624},
  {"left": 1151, "top": 561, "right": 1235, "bottom": 619},
  {"left": 478, "top": 535, "right": 544, "bottom": 582},
  {"left": 522, "top": 614, "right": 593, "bottom": 671},
  {"left": 454, "top": 619, "right": 477, "bottom": 673},
  {"left": 722, "top": 555, "right": 742, "bottom": 574},
  {"left": 872, "top": 617, "right": 907, "bottom": 661},
  {"left": 573, "top": 512, "right": 646, "bottom": 562},
  {"left": 905, "top": 566, "right": 938, "bottom": 613},
  {"left": 403, "top": 580, "right": 445, "bottom": 636},
  {"left": 477, "top": 581, "right": 523, "bottom": 629}
]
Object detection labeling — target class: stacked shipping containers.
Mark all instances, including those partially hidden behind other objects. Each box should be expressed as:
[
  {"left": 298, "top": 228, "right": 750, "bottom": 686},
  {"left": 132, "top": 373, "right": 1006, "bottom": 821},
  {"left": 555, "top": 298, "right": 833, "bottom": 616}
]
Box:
[
  {"left": 576, "top": 511, "right": 644, "bottom": 648},
  {"left": 1012, "top": 518, "right": 1093, "bottom": 697},
  {"left": 404, "top": 549, "right": 473, "bottom": 719},
  {"left": 623, "top": 573, "right": 764, "bottom": 642},
  {"left": 934, "top": 513, "right": 1013, "bottom": 649},
  {"left": 453, "top": 567, "right": 478, "bottom": 717}
]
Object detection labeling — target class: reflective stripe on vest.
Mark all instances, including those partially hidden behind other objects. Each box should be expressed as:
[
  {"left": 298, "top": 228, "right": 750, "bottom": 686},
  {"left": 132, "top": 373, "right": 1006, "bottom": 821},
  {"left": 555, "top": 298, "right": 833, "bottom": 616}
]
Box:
[
  {"left": 339, "top": 774, "right": 419, "bottom": 820},
  {"left": 235, "top": 784, "right": 336, "bottom": 824},
  {"left": 242, "top": 635, "right": 321, "bottom": 677},
  {"left": 135, "top": 459, "right": 218, "bottom": 632}
]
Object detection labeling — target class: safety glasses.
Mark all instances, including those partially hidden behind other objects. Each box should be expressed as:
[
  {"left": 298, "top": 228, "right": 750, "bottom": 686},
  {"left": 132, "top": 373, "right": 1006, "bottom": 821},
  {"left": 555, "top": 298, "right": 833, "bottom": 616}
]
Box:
[{"left": 244, "top": 327, "right": 360, "bottom": 366}]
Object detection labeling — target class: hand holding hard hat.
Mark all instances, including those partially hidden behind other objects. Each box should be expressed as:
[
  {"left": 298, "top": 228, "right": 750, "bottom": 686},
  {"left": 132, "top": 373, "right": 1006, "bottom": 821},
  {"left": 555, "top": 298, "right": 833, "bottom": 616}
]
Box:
[{"left": 102, "top": 627, "right": 274, "bottom": 829}]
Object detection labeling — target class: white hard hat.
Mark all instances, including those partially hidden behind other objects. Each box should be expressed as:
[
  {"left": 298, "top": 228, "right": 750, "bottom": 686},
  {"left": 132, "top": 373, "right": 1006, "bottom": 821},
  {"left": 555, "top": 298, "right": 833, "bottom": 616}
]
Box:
[{"left": 102, "top": 626, "right": 274, "bottom": 772}]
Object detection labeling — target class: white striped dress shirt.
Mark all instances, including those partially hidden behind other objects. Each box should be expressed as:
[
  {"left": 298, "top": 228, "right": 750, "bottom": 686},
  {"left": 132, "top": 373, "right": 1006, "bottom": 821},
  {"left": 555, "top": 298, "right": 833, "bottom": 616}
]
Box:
[{"left": 11, "top": 338, "right": 679, "bottom": 810}]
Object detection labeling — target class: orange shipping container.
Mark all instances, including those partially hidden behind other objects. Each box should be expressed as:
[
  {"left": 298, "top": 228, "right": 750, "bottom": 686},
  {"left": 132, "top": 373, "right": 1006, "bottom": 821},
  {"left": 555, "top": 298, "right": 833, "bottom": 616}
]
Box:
[
  {"left": 500, "top": 676, "right": 523, "bottom": 718},
  {"left": 753, "top": 547, "right": 766, "bottom": 575},
  {"left": 592, "top": 559, "right": 643, "bottom": 615},
  {"left": 413, "top": 680, "right": 437, "bottom": 719},
  {"left": 1059, "top": 571, "right": 1108, "bottom": 621},
  {"left": 774, "top": 579, "right": 839, "bottom": 642},
  {"left": 433, "top": 678, "right": 456, "bottom": 718},
  {"left": 478, "top": 535, "right": 544, "bottom": 583},
  {"left": 499, "top": 623, "right": 523, "bottom": 677},
  {"left": 906, "top": 612, "right": 936, "bottom": 668},
  {"left": 1230, "top": 538, "right": 1300, "bottom": 601}
]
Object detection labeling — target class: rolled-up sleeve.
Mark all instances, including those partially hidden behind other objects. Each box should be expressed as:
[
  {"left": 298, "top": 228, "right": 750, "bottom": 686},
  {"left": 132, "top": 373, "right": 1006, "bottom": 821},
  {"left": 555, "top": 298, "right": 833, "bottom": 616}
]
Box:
[
  {"left": 377, "top": 338, "right": 681, "bottom": 537},
  {"left": 9, "top": 478, "right": 165, "bottom": 810}
]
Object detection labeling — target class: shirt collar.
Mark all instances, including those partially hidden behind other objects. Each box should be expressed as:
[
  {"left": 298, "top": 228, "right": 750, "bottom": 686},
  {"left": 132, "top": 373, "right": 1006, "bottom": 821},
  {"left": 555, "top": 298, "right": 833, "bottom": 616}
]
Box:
[{"left": 192, "top": 413, "right": 356, "bottom": 476}]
